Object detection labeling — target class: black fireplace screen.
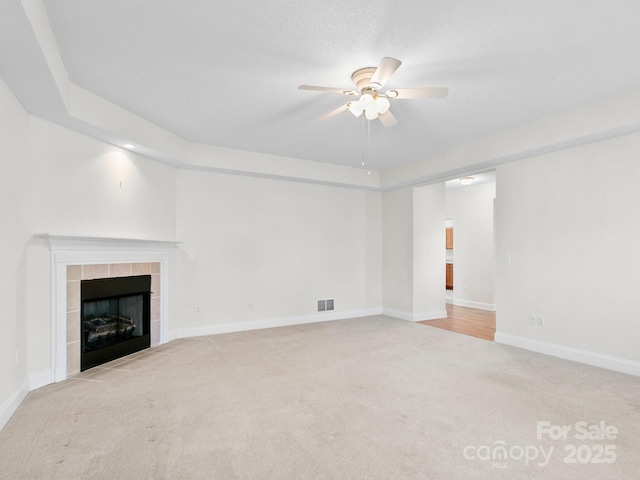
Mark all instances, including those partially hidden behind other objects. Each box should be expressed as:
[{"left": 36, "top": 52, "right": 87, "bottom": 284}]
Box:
[
  {"left": 83, "top": 295, "right": 143, "bottom": 351},
  {"left": 81, "top": 275, "right": 151, "bottom": 371}
]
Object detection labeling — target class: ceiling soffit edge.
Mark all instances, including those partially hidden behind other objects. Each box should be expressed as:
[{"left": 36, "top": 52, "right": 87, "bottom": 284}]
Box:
[{"left": 9, "top": 2, "right": 640, "bottom": 192}]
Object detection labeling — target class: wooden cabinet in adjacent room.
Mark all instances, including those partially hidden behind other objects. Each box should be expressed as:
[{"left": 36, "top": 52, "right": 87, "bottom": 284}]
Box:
[
  {"left": 446, "top": 263, "right": 454, "bottom": 290},
  {"left": 446, "top": 227, "right": 454, "bottom": 249}
]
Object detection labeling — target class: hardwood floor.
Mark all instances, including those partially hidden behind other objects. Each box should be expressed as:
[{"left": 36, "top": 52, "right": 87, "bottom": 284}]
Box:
[{"left": 418, "top": 304, "right": 496, "bottom": 341}]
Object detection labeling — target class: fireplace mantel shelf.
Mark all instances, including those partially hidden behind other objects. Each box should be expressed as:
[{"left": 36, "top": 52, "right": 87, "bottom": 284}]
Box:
[{"left": 36, "top": 234, "right": 182, "bottom": 251}]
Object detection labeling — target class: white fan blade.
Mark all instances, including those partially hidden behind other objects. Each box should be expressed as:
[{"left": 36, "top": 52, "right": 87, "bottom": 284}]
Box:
[
  {"left": 298, "top": 85, "right": 356, "bottom": 95},
  {"left": 389, "top": 87, "right": 449, "bottom": 99},
  {"left": 319, "top": 104, "right": 349, "bottom": 121},
  {"left": 378, "top": 110, "right": 398, "bottom": 128},
  {"left": 369, "top": 57, "right": 402, "bottom": 88}
]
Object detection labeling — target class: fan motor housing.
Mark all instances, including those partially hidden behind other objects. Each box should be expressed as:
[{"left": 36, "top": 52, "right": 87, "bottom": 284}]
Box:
[{"left": 351, "top": 67, "right": 377, "bottom": 92}]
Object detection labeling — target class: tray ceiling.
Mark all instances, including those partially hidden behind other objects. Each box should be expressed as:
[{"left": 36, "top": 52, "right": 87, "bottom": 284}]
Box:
[{"left": 2, "top": 0, "right": 640, "bottom": 174}]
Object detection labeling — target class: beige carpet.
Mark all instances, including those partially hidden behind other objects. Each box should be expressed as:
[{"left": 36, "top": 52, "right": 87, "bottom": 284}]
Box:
[{"left": 1, "top": 315, "right": 639, "bottom": 479}]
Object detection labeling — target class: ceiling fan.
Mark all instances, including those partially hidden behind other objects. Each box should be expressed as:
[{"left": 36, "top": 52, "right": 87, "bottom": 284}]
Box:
[{"left": 298, "top": 57, "right": 448, "bottom": 127}]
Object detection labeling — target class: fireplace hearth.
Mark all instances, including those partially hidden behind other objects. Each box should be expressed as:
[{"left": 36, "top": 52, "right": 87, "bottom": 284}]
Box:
[{"left": 81, "top": 275, "right": 151, "bottom": 371}]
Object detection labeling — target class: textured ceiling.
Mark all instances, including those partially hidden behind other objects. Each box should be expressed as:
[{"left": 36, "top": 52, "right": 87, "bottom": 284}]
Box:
[{"left": 9, "top": 1, "right": 640, "bottom": 171}]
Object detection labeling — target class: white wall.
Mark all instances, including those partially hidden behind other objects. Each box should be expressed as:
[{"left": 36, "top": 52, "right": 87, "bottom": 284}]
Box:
[
  {"left": 382, "top": 187, "right": 414, "bottom": 316},
  {"left": 25, "top": 117, "right": 178, "bottom": 378},
  {"left": 445, "top": 181, "right": 496, "bottom": 310},
  {"left": 0, "top": 78, "right": 30, "bottom": 428},
  {"left": 495, "top": 131, "right": 640, "bottom": 369},
  {"left": 27, "top": 117, "right": 177, "bottom": 239},
  {"left": 413, "top": 184, "right": 447, "bottom": 318},
  {"left": 174, "top": 169, "right": 382, "bottom": 334},
  {"left": 382, "top": 184, "right": 447, "bottom": 321}
]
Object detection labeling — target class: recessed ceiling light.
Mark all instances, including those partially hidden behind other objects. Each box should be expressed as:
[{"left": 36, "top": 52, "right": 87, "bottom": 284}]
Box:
[
  {"left": 460, "top": 176, "right": 474, "bottom": 186},
  {"left": 123, "top": 143, "right": 135, "bottom": 149}
]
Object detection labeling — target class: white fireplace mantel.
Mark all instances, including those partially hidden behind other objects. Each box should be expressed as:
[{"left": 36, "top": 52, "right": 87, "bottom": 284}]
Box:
[
  {"left": 37, "top": 234, "right": 180, "bottom": 254},
  {"left": 36, "top": 234, "right": 180, "bottom": 385}
]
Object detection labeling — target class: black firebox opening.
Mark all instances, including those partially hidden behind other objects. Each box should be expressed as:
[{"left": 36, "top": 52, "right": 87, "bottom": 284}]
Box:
[{"left": 81, "top": 275, "right": 151, "bottom": 371}]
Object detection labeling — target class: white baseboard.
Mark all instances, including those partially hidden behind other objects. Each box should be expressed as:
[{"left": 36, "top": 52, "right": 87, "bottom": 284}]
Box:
[
  {"left": 414, "top": 310, "right": 448, "bottom": 321},
  {"left": 495, "top": 332, "right": 640, "bottom": 377},
  {"left": 29, "top": 371, "right": 53, "bottom": 391},
  {"left": 382, "top": 308, "right": 447, "bottom": 322},
  {"left": 0, "top": 381, "right": 29, "bottom": 432},
  {"left": 1, "top": 371, "right": 61, "bottom": 431},
  {"left": 450, "top": 299, "right": 495, "bottom": 311},
  {"left": 381, "top": 308, "right": 413, "bottom": 321},
  {"left": 170, "top": 308, "right": 383, "bottom": 340}
]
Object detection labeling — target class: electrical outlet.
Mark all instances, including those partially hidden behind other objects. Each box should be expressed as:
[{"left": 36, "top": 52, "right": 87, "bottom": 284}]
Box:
[
  {"left": 195, "top": 305, "right": 201, "bottom": 313},
  {"left": 529, "top": 313, "right": 545, "bottom": 326}
]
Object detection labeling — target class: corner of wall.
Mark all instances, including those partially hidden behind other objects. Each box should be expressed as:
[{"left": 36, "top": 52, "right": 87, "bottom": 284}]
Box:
[{"left": 0, "top": 381, "right": 29, "bottom": 432}]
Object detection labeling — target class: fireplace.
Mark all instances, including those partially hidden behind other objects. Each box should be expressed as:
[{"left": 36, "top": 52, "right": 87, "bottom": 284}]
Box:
[
  {"left": 36, "top": 234, "right": 177, "bottom": 385},
  {"left": 81, "top": 275, "right": 152, "bottom": 371}
]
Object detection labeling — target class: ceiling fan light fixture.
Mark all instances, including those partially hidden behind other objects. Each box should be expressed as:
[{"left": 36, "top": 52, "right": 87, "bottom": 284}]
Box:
[
  {"left": 299, "top": 57, "right": 449, "bottom": 129},
  {"left": 460, "top": 176, "right": 474, "bottom": 186},
  {"left": 348, "top": 101, "right": 364, "bottom": 117}
]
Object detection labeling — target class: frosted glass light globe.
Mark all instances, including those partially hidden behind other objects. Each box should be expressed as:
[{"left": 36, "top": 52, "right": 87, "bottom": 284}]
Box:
[
  {"left": 360, "top": 93, "right": 374, "bottom": 108},
  {"left": 375, "top": 97, "right": 390, "bottom": 114},
  {"left": 348, "top": 101, "right": 364, "bottom": 117},
  {"left": 365, "top": 108, "right": 378, "bottom": 120}
]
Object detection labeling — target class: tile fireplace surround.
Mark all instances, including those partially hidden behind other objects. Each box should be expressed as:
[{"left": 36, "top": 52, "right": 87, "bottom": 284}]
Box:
[{"left": 38, "top": 235, "right": 178, "bottom": 384}]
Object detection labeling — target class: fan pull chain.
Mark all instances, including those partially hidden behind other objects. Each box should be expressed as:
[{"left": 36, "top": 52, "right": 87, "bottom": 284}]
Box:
[
  {"left": 368, "top": 118, "right": 371, "bottom": 163},
  {"left": 360, "top": 115, "right": 364, "bottom": 166},
  {"left": 359, "top": 115, "right": 372, "bottom": 175},
  {"left": 367, "top": 118, "right": 372, "bottom": 175}
]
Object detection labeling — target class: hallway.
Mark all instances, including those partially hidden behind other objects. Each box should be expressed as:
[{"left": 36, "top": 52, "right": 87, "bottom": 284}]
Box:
[{"left": 418, "top": 304, "right": 495, "bottom": 341}]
